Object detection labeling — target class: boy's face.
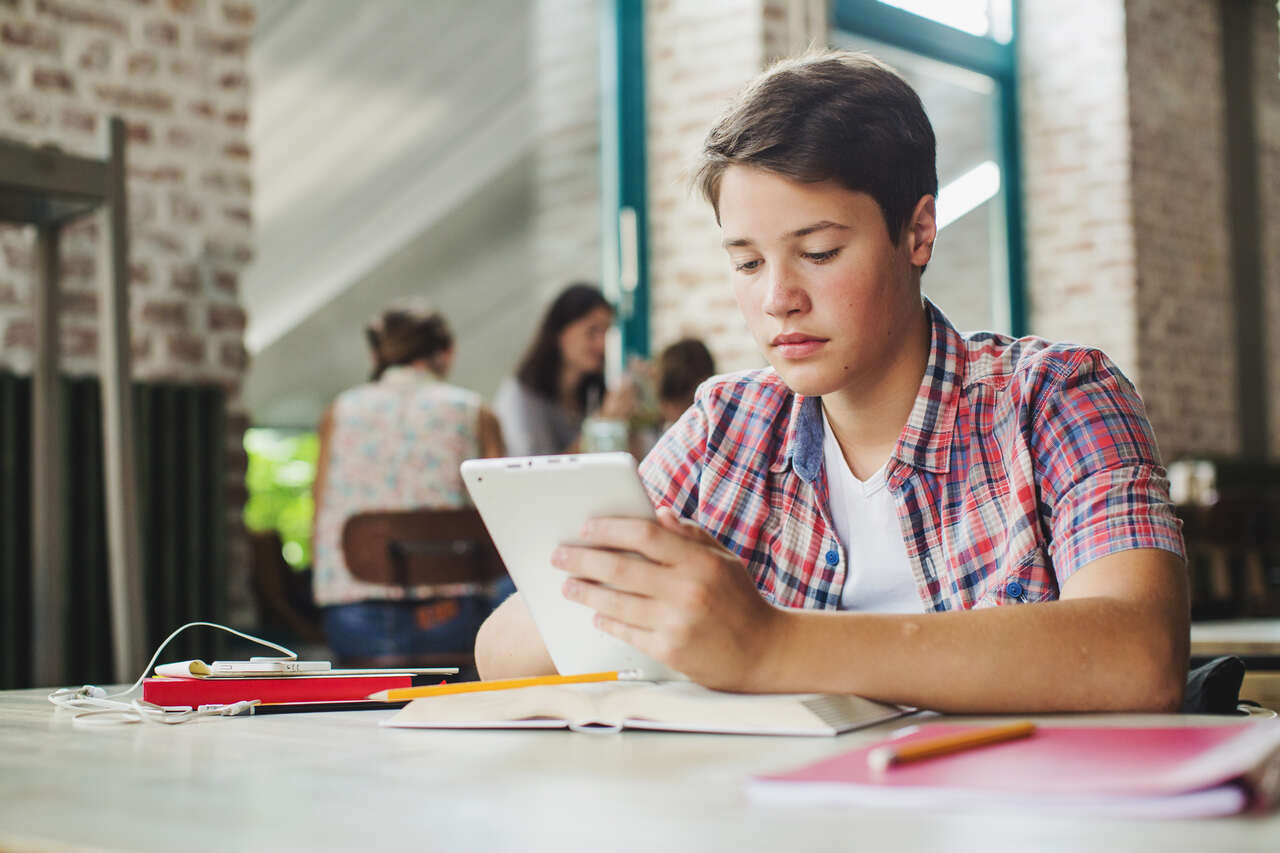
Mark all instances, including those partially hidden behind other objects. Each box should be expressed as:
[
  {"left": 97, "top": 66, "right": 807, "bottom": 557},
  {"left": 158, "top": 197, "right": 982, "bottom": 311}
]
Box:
[{"left": 717, "top": 166, "right": 934, "bottom": 399}]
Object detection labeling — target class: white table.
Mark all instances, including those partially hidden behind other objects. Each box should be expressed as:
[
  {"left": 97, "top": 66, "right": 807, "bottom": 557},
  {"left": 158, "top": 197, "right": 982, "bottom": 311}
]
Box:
[{"left": 2, "top": 688, "right": 1279, "bottom": 852}]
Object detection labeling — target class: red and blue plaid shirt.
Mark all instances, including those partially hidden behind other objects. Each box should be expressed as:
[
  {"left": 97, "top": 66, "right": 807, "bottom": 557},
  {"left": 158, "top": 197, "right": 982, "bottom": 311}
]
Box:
[{"left": 639, "top": 301, "right": 1185, "bottom": 612}]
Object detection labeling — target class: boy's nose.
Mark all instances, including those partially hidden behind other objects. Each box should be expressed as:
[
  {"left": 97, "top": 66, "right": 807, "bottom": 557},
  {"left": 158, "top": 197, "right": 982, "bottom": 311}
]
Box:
[{"left": 762, "top": 266, "right": 808, "bottom": 317}]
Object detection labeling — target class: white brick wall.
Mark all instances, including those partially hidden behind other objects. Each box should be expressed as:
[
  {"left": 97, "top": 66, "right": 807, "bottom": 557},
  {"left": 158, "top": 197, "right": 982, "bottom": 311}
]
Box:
[
  {"left": 1019, "top": 0, "right": 1140, "bottom": 375},
  {"left": 0, "top": 0, "right": 252, "bottom": 390},
  {"left": 1127, "top": 0, "right": 1237, "bottom": 457},
  {"left": 645, "top": 0, "right": 766, "bottom": 371}
]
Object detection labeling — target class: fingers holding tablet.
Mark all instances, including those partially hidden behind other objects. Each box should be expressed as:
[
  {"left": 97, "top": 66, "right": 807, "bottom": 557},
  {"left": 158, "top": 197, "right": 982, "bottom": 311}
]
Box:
[
  {"left": 560, "top": 507, "right": 780, "bottom": 690},
  {"left": 552, "top": 544, "right": 665, "bottom": 596}
]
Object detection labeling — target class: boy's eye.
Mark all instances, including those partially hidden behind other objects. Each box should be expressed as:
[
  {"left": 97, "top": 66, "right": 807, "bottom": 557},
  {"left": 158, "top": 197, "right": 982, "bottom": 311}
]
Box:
[
  {"left": 803, "top": 248, "right": 841, "bottom": 263},
  {"left": 733, "top": 259, "right": 763, "bottom": 273}
]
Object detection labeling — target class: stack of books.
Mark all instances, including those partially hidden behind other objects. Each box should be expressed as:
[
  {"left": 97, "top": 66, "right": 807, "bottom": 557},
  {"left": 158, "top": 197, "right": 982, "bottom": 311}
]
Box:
[{"left": 143, "top": 660, "right": 454, "bottom": 713}]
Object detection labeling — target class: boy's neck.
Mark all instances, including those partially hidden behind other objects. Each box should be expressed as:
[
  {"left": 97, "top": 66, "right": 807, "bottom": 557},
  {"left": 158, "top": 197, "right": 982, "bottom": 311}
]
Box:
[{"left": 820, "top": 303, "right": 931, "bottom": 481}]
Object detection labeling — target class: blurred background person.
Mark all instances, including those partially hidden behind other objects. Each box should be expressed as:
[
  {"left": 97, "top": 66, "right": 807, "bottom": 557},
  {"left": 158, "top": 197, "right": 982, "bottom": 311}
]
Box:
[
  {"left": 656, "top": 337, "right": 716, "bottom": 430},
  {"left": 494, "top": 283, "right": 637, "bottom": 456},
  {"left": 311, "top": 300, "right": 506, "bottom": 663}
]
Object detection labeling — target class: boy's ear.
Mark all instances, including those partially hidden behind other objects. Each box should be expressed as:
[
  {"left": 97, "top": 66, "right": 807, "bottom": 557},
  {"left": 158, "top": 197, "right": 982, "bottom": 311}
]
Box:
[{"left": 905, "top": 195, "right": 937, "bottom": 268}]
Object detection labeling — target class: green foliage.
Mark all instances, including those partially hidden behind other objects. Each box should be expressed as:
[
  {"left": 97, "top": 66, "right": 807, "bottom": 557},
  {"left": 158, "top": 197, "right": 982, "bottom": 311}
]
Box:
[{"left": 243, "top": 429, "right": 318, "bottom": 569}]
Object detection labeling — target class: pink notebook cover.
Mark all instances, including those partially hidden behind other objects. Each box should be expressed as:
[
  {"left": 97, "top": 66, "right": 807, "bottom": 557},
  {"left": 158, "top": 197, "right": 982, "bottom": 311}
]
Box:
[{"left": 751, "top": 721, "right": 1280, "bottom": 817}]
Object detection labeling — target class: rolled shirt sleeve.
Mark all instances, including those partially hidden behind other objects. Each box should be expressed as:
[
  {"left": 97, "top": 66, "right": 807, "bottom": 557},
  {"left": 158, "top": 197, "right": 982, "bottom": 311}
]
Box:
[{"left": 1031, "top": 349, "right": 1186, "bottom": 582}]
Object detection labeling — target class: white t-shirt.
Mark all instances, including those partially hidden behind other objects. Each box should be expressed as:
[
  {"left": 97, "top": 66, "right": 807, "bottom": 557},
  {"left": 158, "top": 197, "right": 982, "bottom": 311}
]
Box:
[{"left": 820, "top": 409, "right": 923, "bottom": 613}]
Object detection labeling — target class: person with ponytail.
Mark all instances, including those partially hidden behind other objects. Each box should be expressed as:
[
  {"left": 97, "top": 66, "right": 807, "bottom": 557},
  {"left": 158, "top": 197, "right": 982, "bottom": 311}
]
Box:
[
  {"left": 311, "top": 299, "right": 506, "bottom": 662},
  {"left": 494, "top": 283, "right": 637, "bottom": 456}
]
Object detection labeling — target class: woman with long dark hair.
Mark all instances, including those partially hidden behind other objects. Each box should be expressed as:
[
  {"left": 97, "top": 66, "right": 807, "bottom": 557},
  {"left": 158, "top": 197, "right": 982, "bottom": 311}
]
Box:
[{"left": 494, "top": 283, "right": 635, "bottom": 455}]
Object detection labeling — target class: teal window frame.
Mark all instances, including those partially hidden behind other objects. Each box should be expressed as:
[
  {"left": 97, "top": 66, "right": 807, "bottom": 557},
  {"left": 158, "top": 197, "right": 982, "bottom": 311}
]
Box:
[
  {"left": 600, "top": 0, "right": 650, "bottom": 359},
  {"left": 833, "top": 0, "right": 1027, "bottom": 335}
]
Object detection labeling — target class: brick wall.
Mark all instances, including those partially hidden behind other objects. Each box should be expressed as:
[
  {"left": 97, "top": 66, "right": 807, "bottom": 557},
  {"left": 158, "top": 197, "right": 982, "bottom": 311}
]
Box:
[
  {"left": 645, "top": 0, "right": 767, "bottom": 371},
  {"left": 1019, "top": 0, "right": 1140, "bottom": 376},
  {"left": 1018, "top": 0, "right": 1280, "bottom": 461},
  {"left": 1127, "top": 0, "right": 1237, "bottom": 457},
  {"left": 0, "top": 0, "right": 255, "bottom": 623}
]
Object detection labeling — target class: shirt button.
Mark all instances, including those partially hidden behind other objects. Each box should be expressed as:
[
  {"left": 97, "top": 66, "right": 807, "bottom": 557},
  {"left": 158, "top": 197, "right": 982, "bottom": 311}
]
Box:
[
  {"left": 825, "top": 549, "right": 839, "bottom": 566},
  {"left": 1005, "top": 581, "right": 1024, "bottom": 599}
]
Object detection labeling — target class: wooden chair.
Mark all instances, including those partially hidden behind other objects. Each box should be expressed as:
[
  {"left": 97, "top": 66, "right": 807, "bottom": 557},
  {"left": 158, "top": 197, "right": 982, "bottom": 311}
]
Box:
[{"left": 339, "top": 508, "right": 505, "bottom": 674}]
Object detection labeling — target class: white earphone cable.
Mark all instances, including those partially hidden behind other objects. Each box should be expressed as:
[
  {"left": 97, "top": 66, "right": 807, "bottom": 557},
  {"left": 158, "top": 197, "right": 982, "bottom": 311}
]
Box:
[{"left": 47, "top": 621, "right": 299, "bottom": 727}]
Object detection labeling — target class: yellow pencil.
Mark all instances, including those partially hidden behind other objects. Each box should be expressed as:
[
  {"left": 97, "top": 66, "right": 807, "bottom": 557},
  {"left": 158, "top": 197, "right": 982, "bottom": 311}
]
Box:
[
  {"left": 366, "top": 670, "right": 637, "bottom": 702},
  {"left": 867, "top": 721, "right": 1036, "bottom": 772}
]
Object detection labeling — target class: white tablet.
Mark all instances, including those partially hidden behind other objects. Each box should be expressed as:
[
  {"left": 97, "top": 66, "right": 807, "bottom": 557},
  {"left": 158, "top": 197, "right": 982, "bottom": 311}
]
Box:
[{"left": 461, "top": 453, "right": 686, "bottom": 681}]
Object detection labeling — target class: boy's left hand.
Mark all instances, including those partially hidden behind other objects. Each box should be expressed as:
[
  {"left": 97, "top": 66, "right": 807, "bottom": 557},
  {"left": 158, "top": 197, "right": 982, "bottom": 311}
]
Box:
[{"left": 553, "top": 507, "right": 780, "bottom": 691}]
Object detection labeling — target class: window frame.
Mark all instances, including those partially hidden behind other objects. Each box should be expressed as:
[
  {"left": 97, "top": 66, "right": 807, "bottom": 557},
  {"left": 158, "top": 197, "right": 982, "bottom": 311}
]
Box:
[{"left": 600, "top": 0, "right": 650, "bottom": 360}]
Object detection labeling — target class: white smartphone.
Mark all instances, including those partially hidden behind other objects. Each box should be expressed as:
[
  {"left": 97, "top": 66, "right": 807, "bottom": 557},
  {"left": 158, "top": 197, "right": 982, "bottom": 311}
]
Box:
[
  {"left": 460, "top": 452, "right": 685, "bottom": 681},
  {"left": 208, "top": 660, "right": 332, "bottom": 676}
]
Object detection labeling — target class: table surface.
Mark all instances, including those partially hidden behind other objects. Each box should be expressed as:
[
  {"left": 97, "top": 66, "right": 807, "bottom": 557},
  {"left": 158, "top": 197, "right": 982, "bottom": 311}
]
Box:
[
  {"left": 3, "top": 688, "right": 1279, "bottom": 853},
  {"left": 1192, "top": 619, "right": 1280, "bottom": 658}
]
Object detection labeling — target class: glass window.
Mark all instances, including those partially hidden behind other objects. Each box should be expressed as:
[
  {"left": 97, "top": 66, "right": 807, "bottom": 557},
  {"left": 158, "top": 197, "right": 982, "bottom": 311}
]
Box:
[{"left": 877, "top": 0, "right": 1013, "bottom": 43}]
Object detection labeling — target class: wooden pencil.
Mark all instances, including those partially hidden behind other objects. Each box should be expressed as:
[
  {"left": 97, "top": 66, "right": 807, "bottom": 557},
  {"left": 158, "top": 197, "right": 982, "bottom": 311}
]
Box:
[
  {"left": 366, "top": 670, "right": 632, "bottom": 702},
  {"left": 867, "top": 721, "right": 1037, "bottom": 772}
]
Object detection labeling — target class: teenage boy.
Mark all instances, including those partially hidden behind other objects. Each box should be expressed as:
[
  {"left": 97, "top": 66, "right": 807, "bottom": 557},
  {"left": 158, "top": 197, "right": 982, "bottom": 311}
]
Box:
[{"left": 476, "top": 52, "right": 1188, "bottom": 713}]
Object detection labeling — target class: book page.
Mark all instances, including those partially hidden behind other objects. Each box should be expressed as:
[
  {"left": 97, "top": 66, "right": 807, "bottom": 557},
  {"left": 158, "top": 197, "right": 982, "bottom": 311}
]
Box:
[
  {"left": 598, "top": 682, "right": 906, "bottom": 736},
  {"left": 385, "top": 682, "right": 908, "bottom": 735},
  {"left": 385, "top": 684, "right": 608, "bottom": 729}
]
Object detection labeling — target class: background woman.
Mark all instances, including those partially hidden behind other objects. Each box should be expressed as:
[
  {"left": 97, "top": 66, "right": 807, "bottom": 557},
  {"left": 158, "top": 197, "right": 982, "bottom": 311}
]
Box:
[
  {"left": 311, "top": 300, "right": 505, "bottom": 663},
  {"left": 493, "top": 283, "right": 635, "bottom": 456}
]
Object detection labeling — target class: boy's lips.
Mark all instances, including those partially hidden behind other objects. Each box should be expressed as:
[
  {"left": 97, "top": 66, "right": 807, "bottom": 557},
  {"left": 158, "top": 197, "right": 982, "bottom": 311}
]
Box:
[{"left": 770, "top": 332, "right": 828, "bottom": 359}]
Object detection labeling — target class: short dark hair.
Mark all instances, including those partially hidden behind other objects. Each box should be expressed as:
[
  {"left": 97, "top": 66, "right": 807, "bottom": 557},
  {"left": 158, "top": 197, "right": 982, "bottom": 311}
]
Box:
[
  {"left": 365, "top": 300, "right": 453, "bottom": 381},
  {"left": 516, "top": 283, "right": 612, "bottom": 408},
  {"left": 695, "top": 51, "right": 937, "bottom": 244},
  {"left": 658, "top": 338, "right": 716, "bottom": 406}
]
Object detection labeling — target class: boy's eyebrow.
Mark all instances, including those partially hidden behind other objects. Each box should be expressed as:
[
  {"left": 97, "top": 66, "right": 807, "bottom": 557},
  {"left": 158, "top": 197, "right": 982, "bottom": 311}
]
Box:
[{"left": 721, "top": 220, "right": 850, "bottom": 248}]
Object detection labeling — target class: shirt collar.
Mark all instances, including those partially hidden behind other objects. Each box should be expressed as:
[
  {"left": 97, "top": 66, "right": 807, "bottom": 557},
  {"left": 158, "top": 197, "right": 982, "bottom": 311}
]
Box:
[
  {"left": 773, "top": 299, "right": 964, "bottom": 481},
  {"left": 379, "top": 364, "right": 438, "bottom": 385},
  {"left": 892, "top": 299, "right": 963, "bottom": 474}
]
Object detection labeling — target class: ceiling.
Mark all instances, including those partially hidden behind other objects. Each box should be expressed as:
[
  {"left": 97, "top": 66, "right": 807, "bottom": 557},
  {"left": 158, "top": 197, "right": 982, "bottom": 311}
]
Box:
[{"left": 243, "top": 0, "right": 538, "bottom": 427}]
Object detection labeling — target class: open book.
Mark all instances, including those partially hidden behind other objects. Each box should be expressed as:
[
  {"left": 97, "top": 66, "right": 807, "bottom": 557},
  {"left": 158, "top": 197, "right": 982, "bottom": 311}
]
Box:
[
  {"left": 748, "top": 721, "right": 1280, "bottom": 818},
  {"left": 383, "top": 681, "right": 910, "bottom": 736}
]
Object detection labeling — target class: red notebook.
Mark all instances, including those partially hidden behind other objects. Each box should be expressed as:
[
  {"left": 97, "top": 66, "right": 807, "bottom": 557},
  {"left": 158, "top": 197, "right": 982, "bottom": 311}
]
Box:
[
  {"left": 143, "top": 674, "right": 413, "bottom": 707},
  {"left": 749, "top": 721, "right": 1280, "bottom": 819}
]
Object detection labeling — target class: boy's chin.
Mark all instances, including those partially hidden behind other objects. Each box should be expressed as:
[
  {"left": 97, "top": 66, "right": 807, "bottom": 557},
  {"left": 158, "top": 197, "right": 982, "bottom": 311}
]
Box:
[{"left": 767, "top": 362, "right": 846, "bottom": 398}]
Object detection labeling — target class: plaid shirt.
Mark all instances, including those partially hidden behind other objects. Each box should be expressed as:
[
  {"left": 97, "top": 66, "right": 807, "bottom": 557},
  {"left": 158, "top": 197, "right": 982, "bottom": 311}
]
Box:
[{"left": 639, "top": 301, "right": 1185, "bottom": 612}]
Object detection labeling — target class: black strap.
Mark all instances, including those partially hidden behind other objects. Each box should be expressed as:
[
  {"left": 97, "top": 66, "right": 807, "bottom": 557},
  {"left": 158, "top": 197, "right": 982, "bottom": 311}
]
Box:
[{"left": 1182, "top": 655, "right": 1246, "bottom": 714}]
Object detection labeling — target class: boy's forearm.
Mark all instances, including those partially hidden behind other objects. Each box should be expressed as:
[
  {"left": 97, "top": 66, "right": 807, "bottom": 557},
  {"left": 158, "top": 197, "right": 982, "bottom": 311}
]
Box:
[
  {"left": 474, "top": 593, "right": 557, "bottom": 680},
  {"left": 754, "top": 597, "right": 1187, "bottom": 713}
]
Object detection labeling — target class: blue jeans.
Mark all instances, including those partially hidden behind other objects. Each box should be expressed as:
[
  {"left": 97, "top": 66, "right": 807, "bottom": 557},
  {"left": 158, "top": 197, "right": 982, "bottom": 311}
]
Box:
[{"left": 323, "top": 597, "right": 491, "bottom": 661}]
